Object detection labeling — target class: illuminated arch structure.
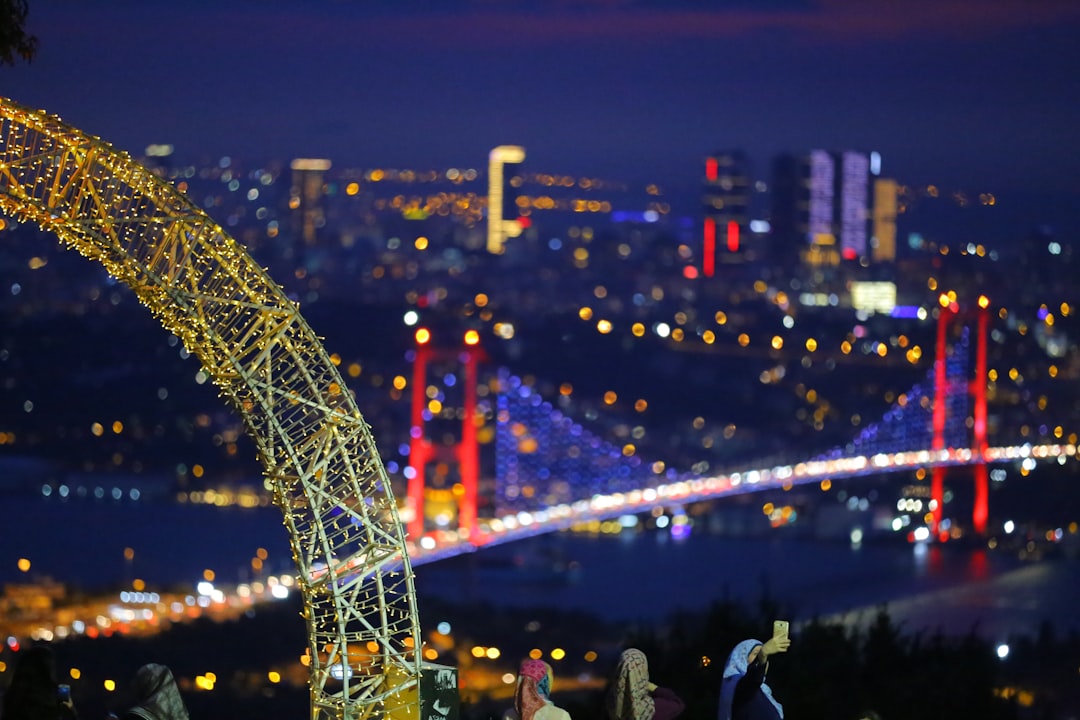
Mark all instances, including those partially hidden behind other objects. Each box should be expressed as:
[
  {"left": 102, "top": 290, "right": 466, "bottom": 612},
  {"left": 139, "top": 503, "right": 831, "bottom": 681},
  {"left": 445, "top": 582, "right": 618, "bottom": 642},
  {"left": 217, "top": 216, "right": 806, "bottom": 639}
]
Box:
[{"left": 0, "top": 98, "right": 422, "bottom": 719}]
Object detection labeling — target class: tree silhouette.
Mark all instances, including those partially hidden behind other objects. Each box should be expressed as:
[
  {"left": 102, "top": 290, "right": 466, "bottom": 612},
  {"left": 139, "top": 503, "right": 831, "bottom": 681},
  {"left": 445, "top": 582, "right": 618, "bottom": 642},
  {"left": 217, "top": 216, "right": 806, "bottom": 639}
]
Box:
[{"left": 0, "top": 0, "right": 37, "bottom": 65}]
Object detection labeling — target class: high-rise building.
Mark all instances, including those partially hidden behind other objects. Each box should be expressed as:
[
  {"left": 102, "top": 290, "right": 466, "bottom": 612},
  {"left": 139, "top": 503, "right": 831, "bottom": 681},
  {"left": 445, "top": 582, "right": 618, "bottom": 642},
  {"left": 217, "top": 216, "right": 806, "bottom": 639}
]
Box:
[
  {"left": 289, "top": 158, "right": 332, "bottom": 245},
  {"left": 771, "top": 149, "right": 879, "bottom": 267},
  {"left": 487, "top": 145, "right": 526, "bottom": 254},
  {"left": 838, "top": 151, "right": 870, "bottom": 260},
  {"left": 769, "top": 153, "right": 810, "bottom": 266},
  {"left": 808, "top": 151, "right": 836, "bottom": 244},
  {"left": 702, "top": 151, "right": 751, "bottom": 274},
  {"left": 872, "top": 178, "right": 898, "bottom": 262}
]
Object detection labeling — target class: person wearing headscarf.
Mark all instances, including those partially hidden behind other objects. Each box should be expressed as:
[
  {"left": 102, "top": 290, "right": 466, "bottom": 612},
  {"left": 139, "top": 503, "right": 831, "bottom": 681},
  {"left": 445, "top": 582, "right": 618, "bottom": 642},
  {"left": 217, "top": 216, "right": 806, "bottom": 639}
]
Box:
[
  {"left": 1, "top": 645, "right": 77, "bottom": 720},
  {"left": 717, "top": 638, "right": 788, "bottom": 720},
  {"left": 503, "top": 659, "right": 570, "bottom": 720},
  {"left": 120, "top": 664, "right": 189, "bottom": 720},
  {"left": 606, "top": 648, "right": 684, "bottom": 720}
]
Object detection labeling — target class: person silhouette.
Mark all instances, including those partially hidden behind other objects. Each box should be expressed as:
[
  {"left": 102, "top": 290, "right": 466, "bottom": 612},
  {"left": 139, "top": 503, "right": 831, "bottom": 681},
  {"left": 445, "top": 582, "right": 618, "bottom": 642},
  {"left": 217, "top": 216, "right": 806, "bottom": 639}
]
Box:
[
  {"left": 503, "top": 659, "right": 570, "bottom": 720},
  {"left": 119, "top": 664, "right": 189, "bottom": 720},
  {"left": 1, "top": 645, "right": 77, "bottom": 720},
  {"left": 606, "top": 648, "right": 684, "bottom": 720},
  {"left": 718, "top": 637, "right": 790, "bottom": 720}
]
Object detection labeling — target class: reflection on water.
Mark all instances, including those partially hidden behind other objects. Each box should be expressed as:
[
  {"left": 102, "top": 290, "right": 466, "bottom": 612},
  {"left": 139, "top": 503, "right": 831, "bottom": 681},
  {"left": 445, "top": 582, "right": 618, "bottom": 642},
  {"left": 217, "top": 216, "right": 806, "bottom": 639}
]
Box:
[
  {"left": 418, "top": 530, "right": 1078, "bottom": 641},
  {"left": 969, "top": 548, "right": 990, "bottom": 579}
]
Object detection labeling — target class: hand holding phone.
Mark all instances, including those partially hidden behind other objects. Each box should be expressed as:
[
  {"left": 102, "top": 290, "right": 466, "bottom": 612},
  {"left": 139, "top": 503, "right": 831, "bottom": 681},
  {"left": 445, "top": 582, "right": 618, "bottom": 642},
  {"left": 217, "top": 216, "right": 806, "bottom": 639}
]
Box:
[
  {"left": 57, "top": 684, "right": 71, "bottom": 703},
  {"left": 762, "top": 620, "right": 791, "bottom": 655}
]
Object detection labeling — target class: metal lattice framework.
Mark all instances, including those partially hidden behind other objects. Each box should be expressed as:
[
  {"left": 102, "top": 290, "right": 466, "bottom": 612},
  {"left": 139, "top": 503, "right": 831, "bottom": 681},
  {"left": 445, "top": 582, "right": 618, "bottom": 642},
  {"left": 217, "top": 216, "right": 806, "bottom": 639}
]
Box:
[{"left": 0, "top": 97, "right": 421, "bottom": 719}]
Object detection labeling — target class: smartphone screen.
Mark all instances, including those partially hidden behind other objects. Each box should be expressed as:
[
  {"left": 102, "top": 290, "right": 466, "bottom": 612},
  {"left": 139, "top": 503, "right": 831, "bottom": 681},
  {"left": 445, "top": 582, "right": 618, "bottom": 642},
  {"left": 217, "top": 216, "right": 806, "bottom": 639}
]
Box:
[
  {"left": 57, "top": 684, "right": 71, "bottom": 702},
  {"left": 773, "top": 620, "right": 789, "bottom": 640}
]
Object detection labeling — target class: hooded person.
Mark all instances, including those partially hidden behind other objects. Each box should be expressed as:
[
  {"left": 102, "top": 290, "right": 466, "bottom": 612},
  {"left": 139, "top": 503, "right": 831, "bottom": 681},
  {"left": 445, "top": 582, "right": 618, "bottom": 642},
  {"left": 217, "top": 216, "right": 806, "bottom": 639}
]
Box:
[
  {"left": 606, "top": 648, "right": 684, "bottom": 720},
  {"left": 503, "top": 659, "right": 570, "bottom": 720},
  {"left": 121, "top": 664, "right": 189, "bottom": 720},
  {"left": 717, "top": 639, "right": 785, "bottom": 720}
]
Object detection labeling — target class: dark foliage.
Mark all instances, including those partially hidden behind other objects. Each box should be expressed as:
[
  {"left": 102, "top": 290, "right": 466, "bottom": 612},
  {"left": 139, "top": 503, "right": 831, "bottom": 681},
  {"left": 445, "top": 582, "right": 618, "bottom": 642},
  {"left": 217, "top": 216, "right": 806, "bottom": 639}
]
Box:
[{"left": 0, "top": 0, "right": 37, "bottom": 65}]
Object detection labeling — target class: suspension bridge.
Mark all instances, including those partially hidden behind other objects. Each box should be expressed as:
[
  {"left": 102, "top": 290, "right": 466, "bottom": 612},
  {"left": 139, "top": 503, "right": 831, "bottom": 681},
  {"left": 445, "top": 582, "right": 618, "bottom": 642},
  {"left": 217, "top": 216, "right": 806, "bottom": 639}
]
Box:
[{"left": 398, "top": 318, "right": 1074, "bottom": 564}]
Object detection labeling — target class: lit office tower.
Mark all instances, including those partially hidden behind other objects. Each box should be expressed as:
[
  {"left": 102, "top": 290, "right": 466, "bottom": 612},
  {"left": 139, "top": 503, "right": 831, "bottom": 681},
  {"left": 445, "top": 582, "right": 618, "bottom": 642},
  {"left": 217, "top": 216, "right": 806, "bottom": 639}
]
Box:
[
  {"left": 804, "top": 149, "right": 840, "bottom": 267},
  {"left": 839, "top": 151, "right": 870, "bottom": 260},
  {"left": 872, "top": 178, "right": 898, "bottom": 262},
  {"left": 770, "top": 151, "right": 837, "bottom": 266},
  {"left": 487, "top": 145, "right": 526, "bottom": 254},
  {"left": 289, "top": 158, "right": 332, "bottom": 245},
  {"left": 702, "top": 151, "right": 750, "bottom": 275},
  {"left": 771, "top": 149, "right": 878, "bottom": 267},
  {"left": 808, "top": 150, "right": 835, "bottom": 245}
]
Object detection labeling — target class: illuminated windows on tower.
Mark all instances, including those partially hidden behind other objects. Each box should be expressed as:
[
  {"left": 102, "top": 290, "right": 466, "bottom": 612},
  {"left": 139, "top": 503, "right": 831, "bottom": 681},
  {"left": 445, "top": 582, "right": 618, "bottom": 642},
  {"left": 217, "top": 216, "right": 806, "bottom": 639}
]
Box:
[
  {"left": 486, "top": 145, "right": 526, "bottom": 254},
  {"left": 839, "top": 151, "right": 870, "bottom": 261},
  {"left": 770, "top": 150, "right": 888, "bottom": 268},
  {"left": 872, "top": 177, "right": 898, "bottom": 262},
  {"left": 702, "top": 151, "right": 750, "bottom": 275}
]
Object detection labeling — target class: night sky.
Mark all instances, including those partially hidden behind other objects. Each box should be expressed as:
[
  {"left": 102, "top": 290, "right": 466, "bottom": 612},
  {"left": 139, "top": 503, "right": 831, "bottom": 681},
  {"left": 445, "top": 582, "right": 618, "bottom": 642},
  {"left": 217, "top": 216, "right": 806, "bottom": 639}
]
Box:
[{"left": 4, "top": 0, "right": 1080, "bottom": 202}]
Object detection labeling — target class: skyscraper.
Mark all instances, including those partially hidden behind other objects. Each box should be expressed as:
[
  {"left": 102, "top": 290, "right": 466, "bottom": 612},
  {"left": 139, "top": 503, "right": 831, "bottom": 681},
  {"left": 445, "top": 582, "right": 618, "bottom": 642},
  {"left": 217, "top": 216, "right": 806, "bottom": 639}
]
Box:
[
  {"left": 289, "top": 158, "right": 332, "bottom": 245},
  {"left": 702, "top": 151, "right": 750, "bottom": 274},
  {"left": 487, "top": 145, "right": 526, "bottom": 254},
  {"left": 838, "top": 151, "right": 870, "bottom": 260},
  {"left": 771, "top": 149, "right": 878, "bottom": 267},
  {"left": 872, "top": 178, "right": 898, "bottom": 262},
  {"left": 769, "top": 153, "right": 810, "bottom": 267}
]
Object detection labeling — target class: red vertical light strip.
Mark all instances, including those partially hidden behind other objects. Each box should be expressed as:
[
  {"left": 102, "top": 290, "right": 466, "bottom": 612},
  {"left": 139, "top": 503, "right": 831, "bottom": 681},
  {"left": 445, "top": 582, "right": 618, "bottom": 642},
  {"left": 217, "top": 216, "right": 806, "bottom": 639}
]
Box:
[
  {"left": 407, "top": 344, "right": 429, "bottom": 541},
  {"left": 972, "top": 304, "right": 989, "bottom": 534},
  {"left": 703, "top": 217, "right": 716, "bottom": 277},
  {"left": 930, "top": 306, "right": 950, "bottom": 541},
  {"left": 706, "top": 157, "right": 718, "bottom": 181},
  {"left": 727, "top": 220, "right": 740, "bottom": 253},
  {"left": 459, "top": 348, "right": 479, "bottom": 541}
]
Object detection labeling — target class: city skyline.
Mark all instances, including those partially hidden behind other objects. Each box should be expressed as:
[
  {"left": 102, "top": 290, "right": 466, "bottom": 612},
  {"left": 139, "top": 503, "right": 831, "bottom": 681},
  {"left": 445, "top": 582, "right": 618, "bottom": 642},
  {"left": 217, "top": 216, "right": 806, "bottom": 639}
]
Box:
[{"left": 4, "top": 0, "right": 1079, "bottom": 204}]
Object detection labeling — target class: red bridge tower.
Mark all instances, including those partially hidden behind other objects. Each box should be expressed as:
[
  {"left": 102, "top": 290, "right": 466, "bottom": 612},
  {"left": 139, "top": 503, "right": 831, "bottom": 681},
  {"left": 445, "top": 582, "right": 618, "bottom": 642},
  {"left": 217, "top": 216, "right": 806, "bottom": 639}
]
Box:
[
  {"left": 406, "top": 328, "right": 483, "bottom": 542},
  {"left": 931, "top": 293, "right": 990, "bottom": 540}
]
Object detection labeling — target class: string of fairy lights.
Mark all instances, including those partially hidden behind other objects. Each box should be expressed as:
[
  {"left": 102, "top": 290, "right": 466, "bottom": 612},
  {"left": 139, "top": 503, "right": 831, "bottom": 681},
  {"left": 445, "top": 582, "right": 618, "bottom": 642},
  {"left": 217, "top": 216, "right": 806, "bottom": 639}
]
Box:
[{"left": 0, "top": 97, "right": 423, "bottom": 719}]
